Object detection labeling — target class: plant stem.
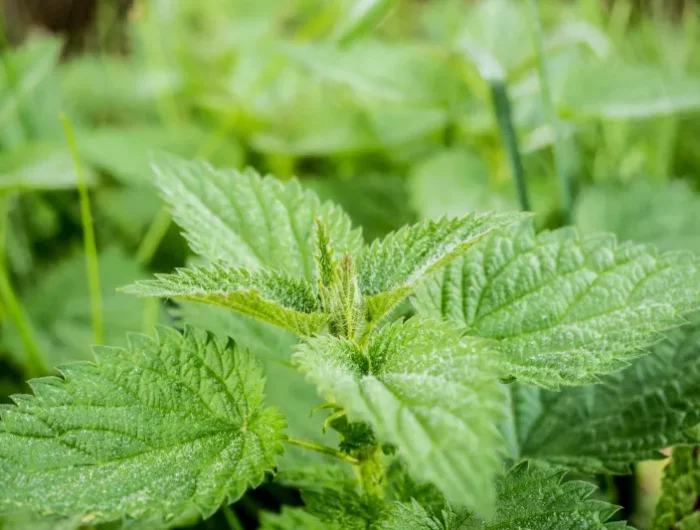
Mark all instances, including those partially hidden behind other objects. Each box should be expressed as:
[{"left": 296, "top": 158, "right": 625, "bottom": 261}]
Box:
[
  {"left": 526, "top": 0, "right": 572, "bottom": 223},
  {"left": 284, "top": 437, "right": 359, "bottom": 465},
  {"left": 222, "top": 505, "right": 244, "bottom": 530},
  {"left": 61, "top": 114, "right": 104, "bottom": 345},
  {"left": 489, "top": 80, "right": 530, "bottom": 211}
]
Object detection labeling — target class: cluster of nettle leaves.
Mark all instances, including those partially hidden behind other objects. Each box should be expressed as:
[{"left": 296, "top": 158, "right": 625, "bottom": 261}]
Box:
[{"left": 2, "top": 156, "right": 700, "bottom": 529}]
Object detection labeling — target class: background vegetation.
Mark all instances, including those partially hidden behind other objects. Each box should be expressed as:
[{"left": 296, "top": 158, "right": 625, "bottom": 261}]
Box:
[{"left": 1, "top": 0, "right": 700, "bottom": 527}]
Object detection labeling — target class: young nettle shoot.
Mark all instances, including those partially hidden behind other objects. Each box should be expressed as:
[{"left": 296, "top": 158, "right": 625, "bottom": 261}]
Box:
[{"left": 1, "top": 155, "right": 700, "bottom": 529}]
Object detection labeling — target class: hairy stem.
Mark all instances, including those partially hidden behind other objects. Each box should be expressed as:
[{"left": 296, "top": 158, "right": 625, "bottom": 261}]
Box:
[
  {"left": 489, "top": 80, "right": 530, "bottom": 211},
  {"left": 284, "top": 437, "right": 359, "bottom": 465},
  {"left": 61, "top": 114, "right": 104, "bottom": 345}
]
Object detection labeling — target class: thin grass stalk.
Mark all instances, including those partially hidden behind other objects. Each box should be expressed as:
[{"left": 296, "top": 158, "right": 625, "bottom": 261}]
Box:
[{"left": 61, "top": 114, "right": 104, "bottom": 345}]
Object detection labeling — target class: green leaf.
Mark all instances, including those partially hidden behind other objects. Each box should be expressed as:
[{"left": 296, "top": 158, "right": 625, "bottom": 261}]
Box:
[
  {"left": 259, "top": 507, "right": 338, "bottom": 530},
  {"left": 60, "top": 56, "right": 178, "bottom": 122},
  {"left": 152, "top": 155, "right": 362, "bottom": 281},
  {"left": 77, "top": 125, "right": 243, "bottom": 187},
  {"left": 357, "top": 213, "right": 524, "bottom": 322},
  {"left": 414, "top": 221, "right": 700, "bottom": 388},
  {"left": 559, "top": 61, "right": 700, "bottom": 119},
  {"left": 1, "top": 247, "right": 165, "bottom": 367},
  {"left": 334, "top": 0, "right": 398, "bottom": 45},
  {"left": 380, "top": 464, "right": 626, "bottom": 529},
  {"left": 124, "top": 265, "right": 328, "bottom": 336},
  {"left": 0, "top": 144, "right": 96, "bottom": 192},
  {"left": 576, "top": 181, "right": 700, "bottom": 254},
  {"left": 507, "top": 316, "right": 700, "bottom": 473},
  {"left": 277, "top": 463, "right": 356, "bottom": 492},
  {"left": 173, "top": 303, "right": 333, "bottom": 468},
  {"left": 0, "top": 513, "right": 83, "bottom": 530},
  {"left": 305, "top": 174, "right": 415, "bottom": 242},
  {"left": 294, "top": 317, "right": 507, "bottom": 516},
  {"left": 279, "top": 464, "right": 386, "bottom": 528},
  {"left": 0, "top": 326, "right": 285, "bottom": 527},
  {"left": 652, "top": 447, "right": 700, "bottom": 530},
  {"left": 408, "top": 149, "right": 517, "bottom": 221},
  {"left": 0, "top": 35, "right": 62, "bottom": 134},
  {"left": 384, "top": 459, "right": 445, "bottom": 513},
  {"left": 302, "top": 486, "right": 386, "bottom": 529}
]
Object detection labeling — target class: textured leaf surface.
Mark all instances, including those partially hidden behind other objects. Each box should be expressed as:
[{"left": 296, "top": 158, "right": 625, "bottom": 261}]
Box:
[
  {"left": 302, "top": 486, "right": 386, "bottom": 529},
  {"left": 153, "top": 155, "right": 362, "bottom": 281},
  {"left": 652, "top": 447, "right": 700, "bottom": 530},
  {"left": 124, "top": 265, "right": 328, "bottom": 336},
  {"left": 415, "top": 221, "right": 700, "bottom": 387},
  {"left": 507, "top": 317, "right": 700, "bottom": 473},
  {"left": 357, "top": 213, "right": 524, "bottom": 322},
  {"left": 1, "top": 248, "right": 165, "bottom": 367},
  {"left": 294, "top": 317, "right": 507, "bottom": 516},
  {"left": 174, "top": 303, "right": 333, "bottom": 468},
  {"left": 380, "top": 464, "right": 625, "bottom": 529},
  {"left": 0, "top": 327, "right": 285, "bottom": 527}
]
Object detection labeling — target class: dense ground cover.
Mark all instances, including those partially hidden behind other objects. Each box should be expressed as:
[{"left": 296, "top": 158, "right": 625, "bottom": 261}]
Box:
[{"left": 2, "top": 1, "right": 700, "bottom": 528}]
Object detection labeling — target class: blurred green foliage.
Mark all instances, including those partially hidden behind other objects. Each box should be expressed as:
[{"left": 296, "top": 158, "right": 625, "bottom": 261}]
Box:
[{"left": 2, "top": 0, "right": 700, "bottom": 528}]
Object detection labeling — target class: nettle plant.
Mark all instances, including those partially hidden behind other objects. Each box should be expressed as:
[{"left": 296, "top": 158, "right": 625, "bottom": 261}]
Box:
[{"left": 2, "top": 155, "right": 700, "bottom": 529}]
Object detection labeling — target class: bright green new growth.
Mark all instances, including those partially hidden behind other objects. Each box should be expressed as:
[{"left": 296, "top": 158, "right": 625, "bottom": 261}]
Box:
[
  {"left": 0, "top": 326, "right": 285, "bottom": 527},
  {"left": 293, "top": 317, "right": 507, "bottom": 516},
  {"left": 6, "top": 153, "right": 700, "bottom": 528},
  {"left": 356, "top": 212, "right": 527, "bottom": 322},
  {"left": 415, "top": 220, "right": 700, "bottom": 388},
  {"left": 132, "top": 155, "right": 524, "bottom": 338},
  {"left": 124, "top": 265, "right": 329, "bottom": 336},
  {"left": 652, "top": 447, "right": 700, "bottom": 530},
  {"left": 508, "top": 317, "right": 700, "bottom": 473},
  {"left": 379, "top": 464, "right": 628, "bottom": 529}
]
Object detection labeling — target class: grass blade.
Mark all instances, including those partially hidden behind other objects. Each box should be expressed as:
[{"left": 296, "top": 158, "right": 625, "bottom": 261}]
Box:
[{"left": 60, "top": 114, "right": 104, "bottom": 345}]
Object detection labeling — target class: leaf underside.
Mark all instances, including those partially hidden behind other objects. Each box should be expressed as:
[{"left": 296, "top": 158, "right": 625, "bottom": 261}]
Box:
[
  {"left": 415, "top": 221, "right": 700, "bottom": 388},
  {"left": 0, "top": 327, "right": 285, "bottom": 527}
]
